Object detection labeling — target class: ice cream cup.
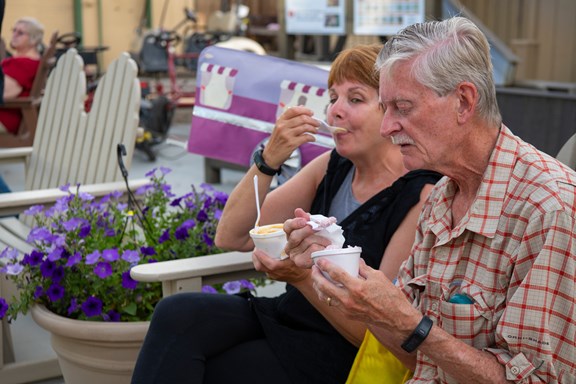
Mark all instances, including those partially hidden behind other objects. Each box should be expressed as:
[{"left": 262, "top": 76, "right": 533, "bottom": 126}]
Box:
[
  {"left": 249, "top": 224, "right": 288, "bottom": 260},
  {"left": 311, "top": 246, "right": 362, "bottom": 283}
]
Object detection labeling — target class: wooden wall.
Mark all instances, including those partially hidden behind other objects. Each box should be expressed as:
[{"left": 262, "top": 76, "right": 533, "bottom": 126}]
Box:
[{"left": 458, "top": 0, "right": 576, "bottom": 82}]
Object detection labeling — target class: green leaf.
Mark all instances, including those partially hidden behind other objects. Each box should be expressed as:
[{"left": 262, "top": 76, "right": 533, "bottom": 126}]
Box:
[{"left": 122, "top": 302, "right": 138, "bottom": 316}]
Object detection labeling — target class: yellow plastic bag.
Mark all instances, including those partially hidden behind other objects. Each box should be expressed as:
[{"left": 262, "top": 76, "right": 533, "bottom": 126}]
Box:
[{"left": 346, "top": 330, "right": 412, "bottom": 383}]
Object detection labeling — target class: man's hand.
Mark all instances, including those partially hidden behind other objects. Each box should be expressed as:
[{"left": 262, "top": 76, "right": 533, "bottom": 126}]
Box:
[{"left": 311, "top": 258, "right": 421, "bottom": 335}]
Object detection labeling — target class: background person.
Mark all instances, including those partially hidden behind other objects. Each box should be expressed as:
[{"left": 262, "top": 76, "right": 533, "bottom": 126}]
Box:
[
  {"left": 131, "top": 44, "right": 441, "bottom": 384},
  {"left": 0, "top": 16, "right": 43, "bottom": 135},
  {"left": 288, "top": 16, "right": 576, "bottom": 383}
]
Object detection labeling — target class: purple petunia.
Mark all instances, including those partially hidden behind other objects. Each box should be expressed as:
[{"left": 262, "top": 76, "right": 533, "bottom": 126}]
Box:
[
  {"left": 104, "top": 309, "right": 121, "bottom": 322},
  {"left": 62, "top": 217, "right": 85, "bottom": 232},
  {"left": 121, "top": 250, "right": 140, "bottom": 264},
  {"left": 140, "top": 246, "right": 156, "bottom": 256},
  {"left": 196, "top": 210, "right": 208, "bottom": 222},
  {"left": 239, "top": 279, "right": 255, "bottom": 291},
  {"left": 201, "top": 285, "right": 218, "bottom": 294},
  {"left": 174, "top": 219, "right": 195, "bottom": 241},
  {"left": 51, "top": 266, "right": 65, "bottom": 282},
  {"left": 81, "top": 296, "right": 103, "bottom": 317},
  {"left": 26, "top": 250, "right": 44, "bottom": 266},
  {"left": 78, "top": 224, "right": 92, "bottom": 238},
  {"left": 47, "top": 247, "right": 64, "bottom": 262},
  {"left": 4, "top": 263, "right": 23, "bottom": 275},
  {"left": 33, "top": 286, "right": 44, "bottom": 299},
  {"left": 65, "top": 252, "right": 82, "bottom": 267},
  {"left": 94, "top": 262, "right": 113, "bottom": 279},
  {"left": 40, "top": 259, "right": 56, "bottom": 278},
  {"left": 222, "top": 281, "right": 241, "bottom": 295},
  {"left": 0, "top": 298, "right": 8, "bottom": 319},
  {"left": 23, "top": 204, "right": 44, "bottom": 216},
  {"left": 202, "top": 231, "right": 214, "bottom": 247},
  {"left": 158, "top": 229, "right": 170, "bottom": 244},
  {"left": 121, "top": 271, "right": 138, "bottom": 289},
  {"left": 47, "top": 284, "right": 65, "bottom": 302},
  {"left": 27, "top": 227, "right": 53, "bottom": 243},
  {"left": 102, "top": 249, "right": 119, "bottom": 262},
  {"left": 85, "top": 250, "right": 101, "bottom": 265},
  {"left": 67, "top": 298, "right": 79, "bottom": 316}
]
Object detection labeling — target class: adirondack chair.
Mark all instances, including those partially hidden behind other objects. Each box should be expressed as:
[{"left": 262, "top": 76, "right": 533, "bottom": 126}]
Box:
[
  {"left": 555, "top": 133, "right": 576, "bottom": 169},
  {"left": 0, "top": 31, "right": 59, "bottom": 148},
  {"left": 0, "top": 48, "right": 145, "bottom": 384},
  {"left": 131, "top": 251, "right": 262, "bottom": 297}
]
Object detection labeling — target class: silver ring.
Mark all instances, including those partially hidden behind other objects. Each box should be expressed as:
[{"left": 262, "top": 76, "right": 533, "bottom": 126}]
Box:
[{"left": 326, "top": 297, "right": 332, "bottom": 306}]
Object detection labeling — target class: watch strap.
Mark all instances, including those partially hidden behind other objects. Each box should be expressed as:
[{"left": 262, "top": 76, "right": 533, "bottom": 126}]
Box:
[
  {"left": 253, "top": 149, "right": 280, "bottom": 176},
  {"left": 401, "top": 315, "right": 433, "bottom": 353}
]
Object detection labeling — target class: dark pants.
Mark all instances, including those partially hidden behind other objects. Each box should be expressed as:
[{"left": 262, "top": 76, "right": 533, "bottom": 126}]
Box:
[{"left": 131, "top": 292, "right": 292, "bottom": 384}]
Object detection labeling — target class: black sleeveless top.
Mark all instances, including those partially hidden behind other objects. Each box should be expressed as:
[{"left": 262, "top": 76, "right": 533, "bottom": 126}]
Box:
[{"left": 252, "top": 150, "right": 442, "bottom": 384}]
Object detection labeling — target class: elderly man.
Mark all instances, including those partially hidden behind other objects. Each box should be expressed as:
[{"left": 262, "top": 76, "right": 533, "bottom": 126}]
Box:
[{"left": 285, "top": 17, "right": 575, "bottom": 383}]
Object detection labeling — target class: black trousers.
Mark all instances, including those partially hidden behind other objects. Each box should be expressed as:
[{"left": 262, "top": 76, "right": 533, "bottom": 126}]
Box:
[{"left": 131, "top": 292, "right": 292, "bottom": 384}]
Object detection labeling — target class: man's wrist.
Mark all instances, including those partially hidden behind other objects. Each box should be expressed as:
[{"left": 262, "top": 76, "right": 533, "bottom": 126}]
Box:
[{"left": 401, "top": 315, "right": 433, "bottom": 353}]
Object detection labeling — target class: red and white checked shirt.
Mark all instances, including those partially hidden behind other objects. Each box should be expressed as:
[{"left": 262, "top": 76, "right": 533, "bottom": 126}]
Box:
[{"left": 397, "top": 126, "right": 576, "bottom": 383}]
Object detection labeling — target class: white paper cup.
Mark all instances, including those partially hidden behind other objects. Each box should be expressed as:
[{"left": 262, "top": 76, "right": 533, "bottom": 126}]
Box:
[
  {"left": 311, "top": 246, "right": 362, "bottom": 283},
  {"left": 249, "top": 224, "right": 288, "bottom": 260}
]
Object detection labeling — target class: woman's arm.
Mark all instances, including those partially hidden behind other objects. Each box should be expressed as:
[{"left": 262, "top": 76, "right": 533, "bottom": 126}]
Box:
[
  {"left": 3, "top": 74, "right": 23, "bottom": 99},
  {"left": 215, "top": 106, "right": 331, "bottom": 251}
]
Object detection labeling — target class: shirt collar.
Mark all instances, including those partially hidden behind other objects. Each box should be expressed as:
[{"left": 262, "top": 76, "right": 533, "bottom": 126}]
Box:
[{"left": 430, "top": 125, "right": 517, "bottom": 240}]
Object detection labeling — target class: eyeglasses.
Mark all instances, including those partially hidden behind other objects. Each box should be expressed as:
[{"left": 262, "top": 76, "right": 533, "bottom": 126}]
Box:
[{"left": 12, "top": 28, "right": 28, "bottom": 37}]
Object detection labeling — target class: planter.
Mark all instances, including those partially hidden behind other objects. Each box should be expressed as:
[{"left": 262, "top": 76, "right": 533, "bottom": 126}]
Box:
[{"left": 31, "top": 305, "right": 149, "bottom": 384}]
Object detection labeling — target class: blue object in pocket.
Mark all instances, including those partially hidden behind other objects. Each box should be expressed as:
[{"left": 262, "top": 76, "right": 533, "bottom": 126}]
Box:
[{"left": 448, "top": 293, "right": 474, "bottom": 304}]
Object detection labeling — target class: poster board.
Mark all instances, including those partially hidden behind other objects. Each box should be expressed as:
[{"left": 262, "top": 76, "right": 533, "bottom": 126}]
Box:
[
  {"left": 353, "top": 0, "right": 425, "bottom": 36},
  {"left": 285, "top": 0, "right": 346, "bottom": 35}
]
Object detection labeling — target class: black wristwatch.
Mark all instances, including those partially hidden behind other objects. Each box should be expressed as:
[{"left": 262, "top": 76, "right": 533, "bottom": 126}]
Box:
[
  {"left": 401, "top": 315, "right": 433, "bottom": 353},
  {"left": 253, "top": 149, "right": 281, "bottom": 176}
]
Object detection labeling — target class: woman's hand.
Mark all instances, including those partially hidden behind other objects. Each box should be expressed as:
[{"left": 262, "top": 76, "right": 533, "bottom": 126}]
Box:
[
  {"left": 252, "top": 249, "right": 309, "bottom": 284},
  {"left": 284, "top": 208, "right": 332, "bottom": 268},
  {"left": 262, "top": 106, "right": 320, "bottom": 169}
]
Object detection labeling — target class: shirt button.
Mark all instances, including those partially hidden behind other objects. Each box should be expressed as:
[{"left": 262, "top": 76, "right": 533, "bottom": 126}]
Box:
[
  {"left": 511, "top": 366, "right": 520, "bottom": 375},
  {"left": 431, "top": 302, "right": 438, "bottom": 311}
]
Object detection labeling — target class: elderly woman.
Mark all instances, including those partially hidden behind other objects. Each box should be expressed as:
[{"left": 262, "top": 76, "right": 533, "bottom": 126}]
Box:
[
  {"left": 0, "top": 17, "right": 44, "bottom": 135},
  {"left": 132, "top": 44, "right": 441, "bottom": 384}
]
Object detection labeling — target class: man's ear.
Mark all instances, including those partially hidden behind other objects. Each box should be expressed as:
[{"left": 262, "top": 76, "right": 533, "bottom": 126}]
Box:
[{"left": 456, "top": 82, "right": 478, "bottom": 124}]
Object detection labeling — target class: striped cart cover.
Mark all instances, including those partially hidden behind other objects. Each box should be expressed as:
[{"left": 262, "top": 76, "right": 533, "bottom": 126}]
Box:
[{"left": 188, "top": 46, "right": 333, "bottom": 167}]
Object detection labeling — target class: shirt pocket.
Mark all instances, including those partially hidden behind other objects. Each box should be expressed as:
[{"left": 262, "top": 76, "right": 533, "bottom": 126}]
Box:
[{"left": 438, "top": 285, "right": 497, "bottom": 349}]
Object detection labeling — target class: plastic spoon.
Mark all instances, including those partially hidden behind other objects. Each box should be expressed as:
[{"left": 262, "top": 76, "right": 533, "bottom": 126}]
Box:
[
  {"left": 312, "top": 117, "right": 348, "bottom": 135},
  {"left": 253, "top": 174, "right": 261, "bottom": 229}
]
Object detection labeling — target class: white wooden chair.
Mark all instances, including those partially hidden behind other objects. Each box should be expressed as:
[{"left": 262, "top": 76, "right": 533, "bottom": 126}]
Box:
[
  {"left": 555, "top": 133, "right": 576, "bottom": 169},
  {"left": 131, "top": 251, "right": 263, "bottom": 297},
  {"left": 0, "top": 48, "right": 146, "bottom": 384}
]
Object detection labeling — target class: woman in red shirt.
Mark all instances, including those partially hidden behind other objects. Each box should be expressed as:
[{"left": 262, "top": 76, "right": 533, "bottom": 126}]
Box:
[{"left": 0, "top": 17, "right": 43, "bottom": 135}]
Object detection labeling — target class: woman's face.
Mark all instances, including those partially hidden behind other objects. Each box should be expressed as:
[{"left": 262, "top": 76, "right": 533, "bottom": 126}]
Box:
[
  {"left": 10, "top": 22, "right": 34, "bottom": 51},
  {"left": 327, "top": 79, "right": 386, "bottom": 159}
]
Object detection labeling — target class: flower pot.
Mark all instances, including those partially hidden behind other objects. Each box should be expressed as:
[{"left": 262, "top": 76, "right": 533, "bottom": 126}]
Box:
[{"left": 31, "top": 304, "right": 149, "bottom": 384}]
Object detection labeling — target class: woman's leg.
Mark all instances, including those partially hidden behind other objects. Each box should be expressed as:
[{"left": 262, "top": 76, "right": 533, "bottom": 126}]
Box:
[
  {"left": 205, "top": 339, "right": 292, "bottom": 384},
  {"left": 131, "top": 292, "right": 265, "bottom": 384}
]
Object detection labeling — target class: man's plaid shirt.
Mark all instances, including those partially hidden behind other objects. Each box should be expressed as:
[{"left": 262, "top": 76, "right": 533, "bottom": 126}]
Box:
[{"left": 398, "top": 126, "right": 576, "bottom": 383}]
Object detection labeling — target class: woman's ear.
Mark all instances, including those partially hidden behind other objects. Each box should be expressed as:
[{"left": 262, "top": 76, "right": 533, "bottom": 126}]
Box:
[{"left": 455, "top": 82, "right": 478, "bottom": 124}]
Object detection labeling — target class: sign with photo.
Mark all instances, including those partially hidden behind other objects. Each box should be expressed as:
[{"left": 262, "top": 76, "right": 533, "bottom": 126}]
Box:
[
  {"left": 285, "top": 0, "right": 346, "bottom": 35},
  {"left": 353, "top": 0, "right": 425, "bottom": 36}
]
